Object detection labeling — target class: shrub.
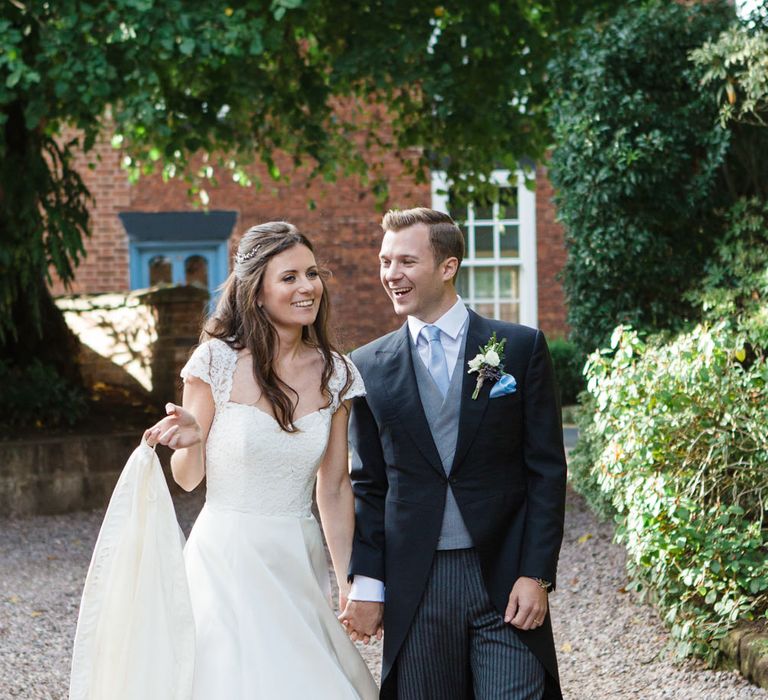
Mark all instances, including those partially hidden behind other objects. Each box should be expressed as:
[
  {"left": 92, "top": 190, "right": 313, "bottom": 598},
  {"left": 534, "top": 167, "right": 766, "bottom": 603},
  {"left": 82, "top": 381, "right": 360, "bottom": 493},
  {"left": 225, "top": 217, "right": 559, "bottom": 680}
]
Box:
[
  {"left": 693, "top": 197, "right": 768, "bottom": 349},
  {"left": 547, "top": 337, "right": 586, "bottom": 406},
  {"left": 548, "top": 1, "right": 734, "bottom": 354},
  {"left": 573, "top": 195, "right": 768, "bottom": 522},
  {"left": 0, "top": 360, "right": 88, "bottom": 430},
  {"left": 692, "top": 25, "right": 768, "bottom": 134},
  {"left": 567, "top": 18, "right": 768, "bottom": 662},
  {"left": 572, "top": 324, "right": 768, "bottom": 663},
  {"left": 568, "top": 390, "right": 616, "bottom": 521}
]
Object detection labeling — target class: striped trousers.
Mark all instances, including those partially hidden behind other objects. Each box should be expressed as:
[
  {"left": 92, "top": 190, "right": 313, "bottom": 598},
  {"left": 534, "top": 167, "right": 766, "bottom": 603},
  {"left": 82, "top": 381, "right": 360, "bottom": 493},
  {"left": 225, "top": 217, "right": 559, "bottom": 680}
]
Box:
[{"left": 396, "top": 549, "right": 545, "bottom": 700}]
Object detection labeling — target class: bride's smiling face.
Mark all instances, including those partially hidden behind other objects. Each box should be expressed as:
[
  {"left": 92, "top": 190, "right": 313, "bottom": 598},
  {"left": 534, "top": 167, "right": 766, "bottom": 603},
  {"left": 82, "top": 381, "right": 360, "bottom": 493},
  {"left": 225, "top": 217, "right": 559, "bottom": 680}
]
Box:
[{"left": 258, "top": 244, "right": 324, "bottom": 329}]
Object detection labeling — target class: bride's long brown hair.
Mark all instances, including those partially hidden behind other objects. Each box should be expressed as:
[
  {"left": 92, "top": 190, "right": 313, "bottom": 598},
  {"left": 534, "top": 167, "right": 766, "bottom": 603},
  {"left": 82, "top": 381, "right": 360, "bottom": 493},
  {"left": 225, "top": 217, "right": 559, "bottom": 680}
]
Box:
[{"left": 202, "top": 221, "right": 352, "bottom": 432}]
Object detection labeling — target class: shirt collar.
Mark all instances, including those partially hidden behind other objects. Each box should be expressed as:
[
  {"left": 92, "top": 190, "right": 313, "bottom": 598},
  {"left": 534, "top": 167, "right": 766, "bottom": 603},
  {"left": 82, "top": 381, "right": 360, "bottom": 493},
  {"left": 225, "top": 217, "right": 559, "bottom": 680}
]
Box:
[{"left": 408, "top": 296, "right": 469, "bottom": 344}]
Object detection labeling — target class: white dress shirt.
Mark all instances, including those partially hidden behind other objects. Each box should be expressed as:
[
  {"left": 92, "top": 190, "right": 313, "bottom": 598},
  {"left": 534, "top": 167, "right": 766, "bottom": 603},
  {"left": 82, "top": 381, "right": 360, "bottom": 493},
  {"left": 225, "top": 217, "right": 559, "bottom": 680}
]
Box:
[
  {"left": 348, "top": 298, "right": 469, "bottom": 602},
  {"left": 407, "top": 296, "right": 469, "bottom": 381}
]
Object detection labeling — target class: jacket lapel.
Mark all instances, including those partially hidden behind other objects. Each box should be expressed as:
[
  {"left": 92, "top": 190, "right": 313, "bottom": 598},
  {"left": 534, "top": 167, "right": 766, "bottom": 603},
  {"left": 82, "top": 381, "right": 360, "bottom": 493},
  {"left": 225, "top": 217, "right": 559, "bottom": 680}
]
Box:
[
  {"left": 450, "top": 311, "right": 492, "bottom": 475},
  {"left": 377, "top": 323, "right": 445, "bottom": 477}
]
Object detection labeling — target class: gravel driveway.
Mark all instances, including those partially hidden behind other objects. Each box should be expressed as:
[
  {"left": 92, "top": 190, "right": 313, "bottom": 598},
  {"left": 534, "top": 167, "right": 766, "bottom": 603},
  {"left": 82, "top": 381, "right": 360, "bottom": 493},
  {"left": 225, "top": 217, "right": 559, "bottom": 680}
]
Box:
[{"left": 1, "top": 486, "right": 765, "bottom": 699}]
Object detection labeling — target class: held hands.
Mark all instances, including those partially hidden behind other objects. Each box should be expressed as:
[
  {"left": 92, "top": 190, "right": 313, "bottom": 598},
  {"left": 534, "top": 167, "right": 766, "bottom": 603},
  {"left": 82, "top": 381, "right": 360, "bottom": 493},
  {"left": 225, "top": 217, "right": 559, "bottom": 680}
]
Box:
[
  {"left": 504, "top": 576, "right": 548, "bottom": 630},
  {"left": 144, "top": 403, "right": 202, "bottom": 451},
  {"left": 338, "top": 600, "right": 384, "bottom": 645}
]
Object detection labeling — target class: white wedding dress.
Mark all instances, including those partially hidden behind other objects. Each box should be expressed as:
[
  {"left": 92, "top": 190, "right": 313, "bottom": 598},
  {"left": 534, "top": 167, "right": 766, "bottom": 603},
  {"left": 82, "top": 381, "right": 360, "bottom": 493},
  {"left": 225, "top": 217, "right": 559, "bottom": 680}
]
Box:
[
  {"left": 71, "top": 337, "right": 378, "bottom": 700},
  {"left": 181, "top": 339, "right": 377, "bottom": 699}
]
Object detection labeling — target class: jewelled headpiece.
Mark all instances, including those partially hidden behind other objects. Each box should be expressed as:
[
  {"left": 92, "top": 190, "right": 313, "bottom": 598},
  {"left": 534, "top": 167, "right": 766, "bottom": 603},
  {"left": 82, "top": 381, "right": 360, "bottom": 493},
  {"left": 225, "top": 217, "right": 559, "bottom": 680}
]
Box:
[{"left": 234, "top": 244, "right": 260, "bottom": 264}]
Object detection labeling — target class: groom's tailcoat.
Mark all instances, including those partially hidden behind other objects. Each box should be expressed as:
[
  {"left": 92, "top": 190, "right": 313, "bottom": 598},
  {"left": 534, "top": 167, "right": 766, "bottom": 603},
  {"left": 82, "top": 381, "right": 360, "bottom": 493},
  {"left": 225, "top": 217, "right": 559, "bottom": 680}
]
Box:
[{"left": 349, "top": 311, "right": 566, "bottom": 700}]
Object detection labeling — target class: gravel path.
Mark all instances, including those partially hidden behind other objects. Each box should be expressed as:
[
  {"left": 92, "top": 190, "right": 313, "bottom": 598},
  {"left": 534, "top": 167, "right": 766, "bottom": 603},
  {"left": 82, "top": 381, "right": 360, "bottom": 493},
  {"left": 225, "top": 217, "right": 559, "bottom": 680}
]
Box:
[
  {"left": 552, "top": 489, "right": 766, "bottom": 700},
  {"left": 1, "top": 487, "right": 765, "bottom": 699}
]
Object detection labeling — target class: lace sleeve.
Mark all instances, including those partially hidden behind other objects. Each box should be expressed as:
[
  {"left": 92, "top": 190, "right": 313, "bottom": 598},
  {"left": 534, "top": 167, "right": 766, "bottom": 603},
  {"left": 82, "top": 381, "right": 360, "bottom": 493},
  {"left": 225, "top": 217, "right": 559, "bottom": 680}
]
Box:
[
  {"left": 180, "top": 339, "right": 237, "bottom": 406},
  {"left": 329, "top": 354, "right": 366, "bottom": 412},
  {"left": 180, "top": 343, "right": 212, "bottom": 386}
]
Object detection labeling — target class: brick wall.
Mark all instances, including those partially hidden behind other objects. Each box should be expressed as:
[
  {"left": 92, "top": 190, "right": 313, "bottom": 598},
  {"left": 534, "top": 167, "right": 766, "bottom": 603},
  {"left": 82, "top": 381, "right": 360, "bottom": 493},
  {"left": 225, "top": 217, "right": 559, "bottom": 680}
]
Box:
[
  {"left": 50, "top": 130, "right": 131, "bottom": 295},
  {"left": 535, "top": 163, "right": 569, "bottom": 339},
  {"left": 125, "top": 149, "right": 427, "bottom": 349},
  {"left": 51, "top": 136, "right": 569, "bottom": 347}
]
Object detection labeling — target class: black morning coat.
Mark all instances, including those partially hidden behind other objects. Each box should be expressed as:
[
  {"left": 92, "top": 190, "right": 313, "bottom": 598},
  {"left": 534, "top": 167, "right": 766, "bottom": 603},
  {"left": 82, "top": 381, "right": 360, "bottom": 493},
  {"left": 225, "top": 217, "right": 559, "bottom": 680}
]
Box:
[{"left": 348, "top": 310, "right": 567, "bottom": 700}]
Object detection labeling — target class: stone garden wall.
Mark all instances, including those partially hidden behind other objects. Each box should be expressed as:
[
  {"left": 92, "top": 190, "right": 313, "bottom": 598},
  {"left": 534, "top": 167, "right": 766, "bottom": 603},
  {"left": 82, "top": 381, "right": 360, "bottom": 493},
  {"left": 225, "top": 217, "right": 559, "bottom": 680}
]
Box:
[{"left": 1, "top": 285, "right": 208, "bottom": 516}]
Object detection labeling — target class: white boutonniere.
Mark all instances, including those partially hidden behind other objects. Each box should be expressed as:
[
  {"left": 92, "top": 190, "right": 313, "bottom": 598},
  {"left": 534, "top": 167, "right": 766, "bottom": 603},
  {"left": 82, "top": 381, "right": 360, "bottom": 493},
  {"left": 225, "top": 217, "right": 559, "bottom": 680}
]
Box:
[{"left": 467, "top": 332, "right": 517, "bottom": 400}]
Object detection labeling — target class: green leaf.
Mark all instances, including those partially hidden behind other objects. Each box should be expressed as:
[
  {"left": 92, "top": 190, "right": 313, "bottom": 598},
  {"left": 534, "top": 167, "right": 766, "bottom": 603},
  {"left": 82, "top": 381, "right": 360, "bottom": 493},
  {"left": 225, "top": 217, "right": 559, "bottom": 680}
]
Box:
[
  {"left": 179, "top": 37, "right": 195, "bottom": 56},
  {"left": 249, "top": 35, "right": 264, "bottom": 55},
  {"left": 6, "top": 69, "right": 21, "bottom": 88}
]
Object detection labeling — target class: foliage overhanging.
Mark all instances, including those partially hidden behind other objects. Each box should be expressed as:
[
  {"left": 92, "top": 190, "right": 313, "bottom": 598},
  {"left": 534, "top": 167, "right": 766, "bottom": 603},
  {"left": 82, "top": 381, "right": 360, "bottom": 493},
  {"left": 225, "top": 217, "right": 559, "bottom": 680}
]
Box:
[{"left": 0, "top": 0, "right": 624, "bottom": 345}]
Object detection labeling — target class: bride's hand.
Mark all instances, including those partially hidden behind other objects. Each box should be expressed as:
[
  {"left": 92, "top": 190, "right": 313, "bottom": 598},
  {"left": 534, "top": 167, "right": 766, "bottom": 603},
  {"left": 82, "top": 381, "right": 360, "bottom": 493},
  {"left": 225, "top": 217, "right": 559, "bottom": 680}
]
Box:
[
  {"left": 144, "top": 403, "right": 202, "bottom": 451},
  {"left": 337, "top": 579, "right": 351, "bottom": 612}
]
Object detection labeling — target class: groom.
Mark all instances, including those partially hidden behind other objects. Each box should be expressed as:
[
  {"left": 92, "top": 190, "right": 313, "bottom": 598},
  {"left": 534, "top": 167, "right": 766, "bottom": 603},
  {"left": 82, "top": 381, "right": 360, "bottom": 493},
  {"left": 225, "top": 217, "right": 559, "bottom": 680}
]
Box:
[{"left": 341, "top": 207, "right": 567, "bottom": 699}]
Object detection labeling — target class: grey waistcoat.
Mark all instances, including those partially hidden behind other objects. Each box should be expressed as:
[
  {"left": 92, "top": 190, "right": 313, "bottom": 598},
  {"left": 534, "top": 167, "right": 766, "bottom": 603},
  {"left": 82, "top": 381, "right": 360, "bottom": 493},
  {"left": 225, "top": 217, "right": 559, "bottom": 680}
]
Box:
[{"left": 410, "top": 337, "right": 474, "bottom": 550}]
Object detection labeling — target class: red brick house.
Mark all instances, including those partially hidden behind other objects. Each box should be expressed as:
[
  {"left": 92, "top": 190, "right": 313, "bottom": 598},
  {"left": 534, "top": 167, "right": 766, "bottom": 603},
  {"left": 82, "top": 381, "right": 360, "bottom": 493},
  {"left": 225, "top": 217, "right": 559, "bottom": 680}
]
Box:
[{"left": 52, "top": 136, "right": 567, "bottom": 351}]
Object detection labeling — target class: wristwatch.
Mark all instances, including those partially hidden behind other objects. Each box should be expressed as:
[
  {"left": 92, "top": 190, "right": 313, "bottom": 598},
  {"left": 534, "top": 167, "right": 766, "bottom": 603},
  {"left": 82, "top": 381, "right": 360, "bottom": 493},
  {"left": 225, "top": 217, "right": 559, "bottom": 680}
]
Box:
[{"left": 533, "top": 578, "right": 552, "bottom": 591}]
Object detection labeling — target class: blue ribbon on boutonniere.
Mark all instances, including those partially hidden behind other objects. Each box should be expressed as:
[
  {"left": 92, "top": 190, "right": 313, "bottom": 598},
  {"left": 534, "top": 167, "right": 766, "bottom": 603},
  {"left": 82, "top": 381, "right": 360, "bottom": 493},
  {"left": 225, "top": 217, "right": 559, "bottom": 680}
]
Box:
[{"left": 489, "top": 373, "right": 517, "bottom": 399}]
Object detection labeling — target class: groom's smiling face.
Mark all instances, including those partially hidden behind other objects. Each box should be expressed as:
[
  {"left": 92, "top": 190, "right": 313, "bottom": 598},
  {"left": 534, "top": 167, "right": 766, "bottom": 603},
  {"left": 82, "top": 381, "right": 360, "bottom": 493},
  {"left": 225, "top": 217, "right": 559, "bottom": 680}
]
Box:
[{"left": 379, "top": 223, "right": 457, "bottom": 322}]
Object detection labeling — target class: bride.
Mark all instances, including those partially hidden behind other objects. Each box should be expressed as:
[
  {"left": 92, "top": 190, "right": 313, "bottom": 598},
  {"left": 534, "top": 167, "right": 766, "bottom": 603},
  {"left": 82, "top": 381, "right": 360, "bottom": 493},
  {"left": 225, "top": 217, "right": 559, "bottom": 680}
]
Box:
[{"left": 141, "top": 221, "right": 377, "bottom": 698}]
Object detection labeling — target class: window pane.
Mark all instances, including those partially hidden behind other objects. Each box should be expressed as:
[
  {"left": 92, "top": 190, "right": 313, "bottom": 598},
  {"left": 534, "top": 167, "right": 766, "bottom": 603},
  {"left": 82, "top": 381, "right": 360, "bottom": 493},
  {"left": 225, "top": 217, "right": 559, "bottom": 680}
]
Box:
[
  {"left": 475, "top": 302, "right": 495, "bottom": 318},
  {"left": 499, "top": 224, "right": 519, "bottom": 258},
  {"left": 149, "top": 256, "right": 172, "bottom": 286},
  {"left": 499, "top": 267, "right": 519, "bottom": 300},
  {"left": 185, "top": 255, "right": 208, "bottom": 289},
  {"left": 448, "top": 197, "right": 468, "bottom": 225},
  {"left": 474, "top": 226, "right": 494, "bottom": 258},
  {"left": 498, "top": 187, "right": 518, "bottom": 219},
  {"left": 473, "top": 201, "right": 494, "bottom": 221},
  {"left": 499, "top": 303, "right": 519, "bottom": 323},
  {"left": 474, "top": 268, "right": 495, "bottom": 298},
  {"left": 455, "top": 267, "right": 470, "bottom": 299},
  {"left": 460, "top": 224, "right": 470, "bottom": 250}
]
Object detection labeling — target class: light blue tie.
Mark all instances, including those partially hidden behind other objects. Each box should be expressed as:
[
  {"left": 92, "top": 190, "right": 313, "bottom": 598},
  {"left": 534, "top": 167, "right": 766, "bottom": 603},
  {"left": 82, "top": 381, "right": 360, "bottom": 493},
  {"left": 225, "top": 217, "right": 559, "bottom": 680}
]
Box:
[{"left": 422, "top": 325, "right": 450, "bottom": 397}]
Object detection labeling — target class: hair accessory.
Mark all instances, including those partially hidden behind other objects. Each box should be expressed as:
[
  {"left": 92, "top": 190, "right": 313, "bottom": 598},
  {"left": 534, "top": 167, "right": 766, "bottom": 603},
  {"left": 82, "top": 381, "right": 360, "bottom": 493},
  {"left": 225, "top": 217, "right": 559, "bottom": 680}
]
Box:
[{"left": 235, "top": 245, "right": 260, "bottom": 264}]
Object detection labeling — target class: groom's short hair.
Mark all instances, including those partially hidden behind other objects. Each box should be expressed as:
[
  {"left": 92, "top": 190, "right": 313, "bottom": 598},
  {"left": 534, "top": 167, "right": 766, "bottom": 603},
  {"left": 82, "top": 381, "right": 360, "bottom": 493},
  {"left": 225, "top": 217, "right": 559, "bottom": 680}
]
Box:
[{"left": 381, "top": 207, "right": 465, "bottom": 270}]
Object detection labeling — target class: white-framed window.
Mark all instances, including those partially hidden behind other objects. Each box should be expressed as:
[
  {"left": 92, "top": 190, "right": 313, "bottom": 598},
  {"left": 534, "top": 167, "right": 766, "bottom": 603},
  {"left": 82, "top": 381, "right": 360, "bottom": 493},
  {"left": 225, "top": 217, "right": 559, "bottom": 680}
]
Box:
[{"left": 431, "top": 169, "right": 537, "bottom": 328}]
